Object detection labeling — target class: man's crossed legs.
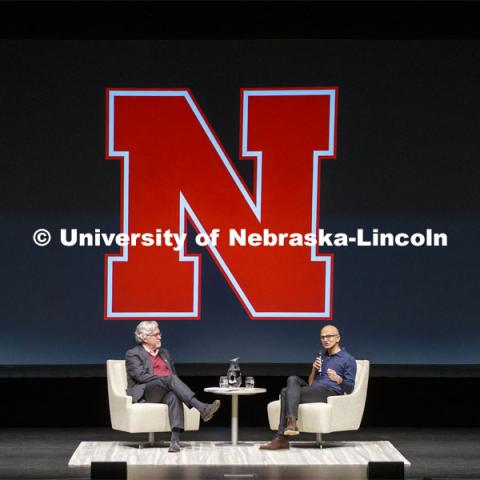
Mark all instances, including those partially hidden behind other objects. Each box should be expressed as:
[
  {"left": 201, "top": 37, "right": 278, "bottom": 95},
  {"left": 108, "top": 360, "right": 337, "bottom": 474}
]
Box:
[{"left": 144, "top": 375, "right": 220, "bottom": 452}]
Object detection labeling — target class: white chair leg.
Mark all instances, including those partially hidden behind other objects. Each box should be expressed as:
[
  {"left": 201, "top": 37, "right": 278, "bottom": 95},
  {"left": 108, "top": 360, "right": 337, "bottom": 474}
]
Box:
[
  {"left": 148, "top": 432, "right": 155, "bottom": 446},
  {"left": 316, "top": 433, "right": 323, "bottom": 448}
]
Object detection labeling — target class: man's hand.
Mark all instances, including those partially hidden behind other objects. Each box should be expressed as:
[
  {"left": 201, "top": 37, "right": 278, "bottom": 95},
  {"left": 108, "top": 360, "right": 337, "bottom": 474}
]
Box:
[
  {"left": 312, "top": 357, "right": 322, "bottom": 370},
  {"left": 327, "top": 368, "right": 343, "bottom": 384}
]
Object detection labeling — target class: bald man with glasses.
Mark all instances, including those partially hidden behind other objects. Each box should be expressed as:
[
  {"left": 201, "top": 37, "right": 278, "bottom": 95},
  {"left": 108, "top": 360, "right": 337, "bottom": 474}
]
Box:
[{"left": 260, "top": 325, "right": 357, "bottom": 450}]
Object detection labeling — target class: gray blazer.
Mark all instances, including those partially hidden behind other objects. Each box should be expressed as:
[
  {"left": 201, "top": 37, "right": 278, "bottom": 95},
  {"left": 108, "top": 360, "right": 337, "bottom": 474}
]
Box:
[{"left": 125, "top": 345, "right": 177, "bottom": 403}]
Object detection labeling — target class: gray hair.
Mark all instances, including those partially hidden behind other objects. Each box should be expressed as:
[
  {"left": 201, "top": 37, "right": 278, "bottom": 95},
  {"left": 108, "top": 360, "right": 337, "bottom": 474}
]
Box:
[{"left": 134, "top": 321, "right": 159, "bottom": 344}]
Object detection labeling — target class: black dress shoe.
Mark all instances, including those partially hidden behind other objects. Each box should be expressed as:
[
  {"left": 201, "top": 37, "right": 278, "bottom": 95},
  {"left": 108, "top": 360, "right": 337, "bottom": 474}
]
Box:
[
  {"left": 201, "top": 400, "right": 221, "bottom": 422},
  {"left": 168, "top": 441, "right": 181, "bottom": 453}
]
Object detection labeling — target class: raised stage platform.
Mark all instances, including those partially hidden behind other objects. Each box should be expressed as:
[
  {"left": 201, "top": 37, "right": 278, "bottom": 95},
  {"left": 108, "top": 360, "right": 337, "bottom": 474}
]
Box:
[{"left": 68, "top": 440, "right": 410, "bottom": 479}]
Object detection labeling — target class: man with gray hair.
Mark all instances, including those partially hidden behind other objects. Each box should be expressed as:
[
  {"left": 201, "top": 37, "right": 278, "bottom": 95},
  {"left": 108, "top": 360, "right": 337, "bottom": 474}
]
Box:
[{"left": 126, "top": 321, "right": 220, "bottom": 452}]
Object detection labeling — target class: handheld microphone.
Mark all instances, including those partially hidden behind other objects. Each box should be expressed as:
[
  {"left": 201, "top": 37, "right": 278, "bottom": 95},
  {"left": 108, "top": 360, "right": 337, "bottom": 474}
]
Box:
[{"left": 317, "top": 351, "right": 323, "bottom": 373}]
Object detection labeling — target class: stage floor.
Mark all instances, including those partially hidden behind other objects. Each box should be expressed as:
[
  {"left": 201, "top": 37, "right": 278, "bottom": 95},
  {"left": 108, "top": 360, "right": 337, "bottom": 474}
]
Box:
[
  {"left": 1, "top": 427, "right": 479, "bottom": 479},
  {"left": 68, "top": 439, "right": 410, "bottom": 479}
]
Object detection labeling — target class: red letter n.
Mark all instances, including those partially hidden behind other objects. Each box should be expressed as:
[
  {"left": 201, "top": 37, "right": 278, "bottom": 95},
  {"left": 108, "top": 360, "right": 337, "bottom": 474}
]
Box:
[{"left": 105, "top": 88, "right": 337, "bottom": 320}]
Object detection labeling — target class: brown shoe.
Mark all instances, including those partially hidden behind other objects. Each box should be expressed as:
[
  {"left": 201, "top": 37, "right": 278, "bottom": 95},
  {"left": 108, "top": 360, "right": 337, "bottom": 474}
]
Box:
[
  {"left": 283, "top": 416, "right": 299, "bottom": 436},
  {"left": 259, "top": 435, "right": 290, "bottom": 450},
  {"left": 201, "top": 400, "right": 221, "bottom": 422}
]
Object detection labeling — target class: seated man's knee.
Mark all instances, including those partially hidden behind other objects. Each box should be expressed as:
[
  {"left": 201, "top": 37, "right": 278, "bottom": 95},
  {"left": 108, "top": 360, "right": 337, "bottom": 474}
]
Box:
[{"left": 287, "top": 375, "right": 299, "bottom": 385}]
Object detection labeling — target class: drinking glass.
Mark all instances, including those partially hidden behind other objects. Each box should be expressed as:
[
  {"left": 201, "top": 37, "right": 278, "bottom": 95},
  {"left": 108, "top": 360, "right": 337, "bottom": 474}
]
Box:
[
  {"left": 219, "top": 376, "right": 229, "bottom": 388},
  {"left": 245, "top": 376, "right": 255, "bottom": 388}
]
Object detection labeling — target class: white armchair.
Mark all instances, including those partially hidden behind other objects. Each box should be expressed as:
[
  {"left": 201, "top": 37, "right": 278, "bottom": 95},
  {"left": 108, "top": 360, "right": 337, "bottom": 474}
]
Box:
[
  {"left": 267, "top": 360, "right": 370, "bottom": 446},
  {"left": 106, "top": 360, "right": 200, "bottom": 446}
]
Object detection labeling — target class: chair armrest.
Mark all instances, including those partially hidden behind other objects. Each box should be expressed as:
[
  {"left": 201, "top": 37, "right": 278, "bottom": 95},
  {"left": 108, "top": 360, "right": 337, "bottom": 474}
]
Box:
[
  {"left": 109, "top": 390, "right": 133, "bottom": 413},
  {"left": 327, "top": 391, "right": 355, "bottom": 406},
  {"left": 327, "top": 389, "right": 367, "bottom": 431}
]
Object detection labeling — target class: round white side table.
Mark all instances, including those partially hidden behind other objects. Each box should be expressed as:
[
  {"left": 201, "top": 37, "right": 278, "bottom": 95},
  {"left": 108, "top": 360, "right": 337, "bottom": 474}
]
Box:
[{"left": 204, "top": 387, "right": 267, "bottom": 446}]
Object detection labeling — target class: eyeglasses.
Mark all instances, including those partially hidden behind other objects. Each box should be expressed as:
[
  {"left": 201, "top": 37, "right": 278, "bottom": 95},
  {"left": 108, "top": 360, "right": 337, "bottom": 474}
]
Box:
[
  {"left": 320, "top": 334, "right": 338, "bottom": 340},
  {"left": 147, "top": 332, "right": 161, "bottom": 338}
]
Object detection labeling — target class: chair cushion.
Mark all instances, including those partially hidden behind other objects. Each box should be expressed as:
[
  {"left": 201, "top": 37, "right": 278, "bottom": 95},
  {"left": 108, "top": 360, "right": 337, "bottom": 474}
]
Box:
[
  {"left": 297, "top": 402, "right": 332, "bottom": 433},
  {"left": 267, "top": 400, "right": 333, "bottom": 433}
]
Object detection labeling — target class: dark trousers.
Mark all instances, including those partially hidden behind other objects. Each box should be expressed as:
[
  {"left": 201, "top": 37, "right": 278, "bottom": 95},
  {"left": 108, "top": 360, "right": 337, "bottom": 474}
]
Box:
[
  {"left": 277, "top": 375, "right": 339, "bottom": 434},
  {"left": 143, "top": 374, "right": 196, "bottom": 431}
]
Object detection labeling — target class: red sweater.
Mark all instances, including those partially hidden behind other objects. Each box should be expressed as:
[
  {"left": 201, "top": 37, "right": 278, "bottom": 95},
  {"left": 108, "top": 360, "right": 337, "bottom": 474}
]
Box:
[{"left": 149, "top": 352, "right": 171, "bottom": 377}]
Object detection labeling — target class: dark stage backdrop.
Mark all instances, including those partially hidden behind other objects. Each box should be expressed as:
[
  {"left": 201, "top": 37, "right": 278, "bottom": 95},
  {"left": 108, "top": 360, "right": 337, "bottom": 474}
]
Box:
[{"left": 1, "top": 39, "right": 479, "bottom": 365}]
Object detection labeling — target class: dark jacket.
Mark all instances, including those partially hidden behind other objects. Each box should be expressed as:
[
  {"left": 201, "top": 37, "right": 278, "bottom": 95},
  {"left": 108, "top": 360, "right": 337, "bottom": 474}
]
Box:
[{"left": 125, "top": 344, "right": 177, "bottom": 402}]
